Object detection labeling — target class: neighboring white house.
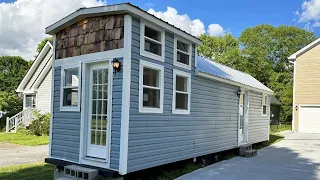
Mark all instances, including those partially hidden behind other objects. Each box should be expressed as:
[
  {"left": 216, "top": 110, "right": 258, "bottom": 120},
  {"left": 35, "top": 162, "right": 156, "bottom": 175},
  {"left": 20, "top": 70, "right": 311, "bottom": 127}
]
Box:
[{"left": 16, "top": 41, "right": 53, "bottom": 114}]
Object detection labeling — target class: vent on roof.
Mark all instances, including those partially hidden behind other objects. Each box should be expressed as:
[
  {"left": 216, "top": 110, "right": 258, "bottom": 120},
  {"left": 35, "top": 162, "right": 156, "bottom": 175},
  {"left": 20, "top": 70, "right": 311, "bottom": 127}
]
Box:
[{"left": 64, "top": 165, "right": 98, "bottom": 180}]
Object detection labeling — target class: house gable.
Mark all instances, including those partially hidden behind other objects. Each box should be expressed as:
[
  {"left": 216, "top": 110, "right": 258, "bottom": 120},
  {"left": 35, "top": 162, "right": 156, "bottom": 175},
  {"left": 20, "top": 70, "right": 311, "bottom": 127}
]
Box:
[{"left": 16, "top": 41, "right": 53, "bottom": 93}]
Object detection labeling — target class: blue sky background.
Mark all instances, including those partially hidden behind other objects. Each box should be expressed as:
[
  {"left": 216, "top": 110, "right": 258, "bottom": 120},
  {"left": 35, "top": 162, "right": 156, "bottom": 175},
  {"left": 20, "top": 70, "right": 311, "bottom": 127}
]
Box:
[{"left": 105, "top": 0, "right": 319, "bottom": 37}]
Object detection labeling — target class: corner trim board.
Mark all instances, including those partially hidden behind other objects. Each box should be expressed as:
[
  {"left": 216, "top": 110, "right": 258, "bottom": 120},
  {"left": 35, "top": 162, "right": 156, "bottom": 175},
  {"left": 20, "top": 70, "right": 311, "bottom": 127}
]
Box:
[{"left": 119, "top": 14, "right": 132, "bottom": 175}]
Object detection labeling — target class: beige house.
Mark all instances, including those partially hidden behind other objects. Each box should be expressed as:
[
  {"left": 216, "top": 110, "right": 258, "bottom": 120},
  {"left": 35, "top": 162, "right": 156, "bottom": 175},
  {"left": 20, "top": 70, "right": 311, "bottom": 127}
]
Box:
[{"left": 289, "top": 38, "right": 320, "bottom": 133}]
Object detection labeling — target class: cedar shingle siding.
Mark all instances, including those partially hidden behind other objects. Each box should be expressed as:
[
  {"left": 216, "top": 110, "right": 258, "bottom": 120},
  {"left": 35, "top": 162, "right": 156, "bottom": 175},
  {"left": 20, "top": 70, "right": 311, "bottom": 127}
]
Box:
[{"left": 55, "top": 15, "right": 124, "bottom": 59}]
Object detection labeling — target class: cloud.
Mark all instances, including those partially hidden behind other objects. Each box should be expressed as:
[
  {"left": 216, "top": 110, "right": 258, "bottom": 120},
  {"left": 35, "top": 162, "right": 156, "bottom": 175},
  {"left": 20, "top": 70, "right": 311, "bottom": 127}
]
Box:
[
  {"left": 296, "top": 0, "right": 320, "bottom": 29},
  {"left": 0, "top": 0, "right": 106, "bottom": 60},
  {"left": 207, "top": 24, "right": 226, "bottom": 36},
  {"left": 147, "top": 7, "right": 226, "bottom": 37}
]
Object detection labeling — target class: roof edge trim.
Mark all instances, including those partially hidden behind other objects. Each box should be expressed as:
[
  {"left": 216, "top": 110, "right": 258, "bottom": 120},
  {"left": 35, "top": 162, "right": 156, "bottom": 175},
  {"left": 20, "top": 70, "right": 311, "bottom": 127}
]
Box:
[
  {"left": 288, "top": 38, "right": 320, "bottom": 60},
  {"left": 196, "top": 70, "right": 273, "bottom": 95}
]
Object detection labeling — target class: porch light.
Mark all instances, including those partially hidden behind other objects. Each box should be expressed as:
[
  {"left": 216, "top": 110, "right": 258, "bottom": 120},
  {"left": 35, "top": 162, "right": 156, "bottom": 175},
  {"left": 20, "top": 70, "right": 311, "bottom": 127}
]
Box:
[
  {"left": 237, "top": 90, "right": 241, "bottom": 97},
  {"left": 112, "top": 58, "right": 121, "bottom": 74}
]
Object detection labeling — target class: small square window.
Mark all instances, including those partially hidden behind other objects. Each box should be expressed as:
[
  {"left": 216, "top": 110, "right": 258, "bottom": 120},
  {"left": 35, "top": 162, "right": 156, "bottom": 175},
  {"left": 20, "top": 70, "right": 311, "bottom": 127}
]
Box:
[
  {"left": 174, "top": 37, "right": 191, "bottom": 69},
  {"left": 140, "top": 22, "right": 164, "bottom": 61}
]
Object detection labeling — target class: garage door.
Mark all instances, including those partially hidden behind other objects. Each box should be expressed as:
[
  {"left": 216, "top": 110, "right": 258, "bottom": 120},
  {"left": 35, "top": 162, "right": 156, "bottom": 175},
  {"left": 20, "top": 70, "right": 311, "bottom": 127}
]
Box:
[{"left": 300, "top": 106, "right": 320, "bottom": 133}]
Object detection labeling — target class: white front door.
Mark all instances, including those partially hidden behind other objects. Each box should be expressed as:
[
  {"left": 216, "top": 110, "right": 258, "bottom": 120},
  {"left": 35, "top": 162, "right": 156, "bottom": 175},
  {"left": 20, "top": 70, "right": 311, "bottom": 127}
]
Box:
[
  {"left": 86, "top": 61, "right": 110, "bottom": 159},
  {"left": 239, "top": 92, "right": 248, "bottom": 143}
]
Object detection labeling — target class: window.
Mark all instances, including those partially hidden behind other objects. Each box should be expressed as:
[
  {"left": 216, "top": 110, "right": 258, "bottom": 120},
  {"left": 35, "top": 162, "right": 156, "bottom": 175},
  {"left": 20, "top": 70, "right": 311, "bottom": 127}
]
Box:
[
  {"left": 25, "top": 95, "right": 36, "bottom": 108},
  {"left": 174, "top": 36, "right": 192, "bottom": 70},
  {"left": 172, "top": 70, "right": 191, "bottom": 114},
  {"left": 60, "top": 66, "right": 81, "bottom": 111},
  {"left": 140, "top": 22, "right": 165, "bottom": 61},
  {"left": 262, "top": 94, "right": 268, "bottom": 116},
  {"left": 139, "top": 60, "right": 164, "bottom": 113}
]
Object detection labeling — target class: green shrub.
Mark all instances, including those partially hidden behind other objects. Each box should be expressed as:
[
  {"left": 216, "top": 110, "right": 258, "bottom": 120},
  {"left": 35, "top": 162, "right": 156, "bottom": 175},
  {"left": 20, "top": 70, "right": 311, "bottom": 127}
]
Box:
[{"left": 29, "top": 110, "right": 50, "bottom": 136}]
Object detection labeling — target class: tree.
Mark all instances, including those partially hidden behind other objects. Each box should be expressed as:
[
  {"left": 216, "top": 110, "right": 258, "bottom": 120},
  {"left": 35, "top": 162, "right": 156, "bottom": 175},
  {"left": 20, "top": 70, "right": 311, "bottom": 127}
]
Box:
[
  {"left": 0, "top": 91, "right": 22, "bottom": 113},
  {"left": 37, "top": 37, "right": 53, "bottom": 53},
  {"left": 239, "top": 25, "right": 316, "bottom": 121},
  {"left": 197, "top": 34, "right": 247, "bottom": 72},
  {"left": 197, "top": 25, "right": 317, "bottom": 121},
  {"left": 0, "top": 56, "right": 31, "bottom": 92}
]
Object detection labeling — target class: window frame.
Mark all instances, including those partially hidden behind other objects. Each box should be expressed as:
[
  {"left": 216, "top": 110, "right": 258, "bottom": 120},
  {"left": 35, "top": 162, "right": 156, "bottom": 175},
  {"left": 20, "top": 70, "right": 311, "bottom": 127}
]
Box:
[
  {"left": 262, "top": 94, "right": 268, "bottom": 117},
  {"left": 174, "top": 35, "right": 192, "bottom": 70},
  {"left": 172, "top": 69, "right": 191, "bottom": 114},
  {"left": 60, "top": 64, "right": 82, "bottom": 112},
  {"left": 139, "top": 60, "right": 164, "bottom": 113},
  {"left": 140, "top": 21, "right": 165, "bottom": 62}
]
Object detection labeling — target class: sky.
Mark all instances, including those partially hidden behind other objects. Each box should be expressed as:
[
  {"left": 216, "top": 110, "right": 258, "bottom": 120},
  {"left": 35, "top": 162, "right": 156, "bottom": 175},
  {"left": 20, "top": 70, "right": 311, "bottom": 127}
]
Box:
[{"left": 0, "top": 0, "right": 320, "bottom": 60}]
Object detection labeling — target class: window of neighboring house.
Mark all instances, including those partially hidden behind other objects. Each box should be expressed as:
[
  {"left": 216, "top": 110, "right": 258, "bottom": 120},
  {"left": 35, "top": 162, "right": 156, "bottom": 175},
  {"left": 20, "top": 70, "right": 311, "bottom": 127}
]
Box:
[
  {"left": 172, "top": 69, "right": 191, "bottom": 114},
  {"left": 60, "top": 66, "right": 81, "bottom": 111},
  {"left": 140, "top": 22, "right": 165, "bottom": 61},
  {"left": 139, "top": 60, "right": 164, "bottom": 113},
  {"left": 262, "top": 94, "right": 268, "bottom": 116},
  {"left": 25, "top": 95, "right": 36, "bottom": 108},
  {"left": 174, "top": 36, "right": 192, "bottom": 69}
]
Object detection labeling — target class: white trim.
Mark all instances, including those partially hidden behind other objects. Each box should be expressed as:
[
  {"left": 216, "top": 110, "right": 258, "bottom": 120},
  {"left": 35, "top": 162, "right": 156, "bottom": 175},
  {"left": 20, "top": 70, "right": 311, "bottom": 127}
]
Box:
[
  {"left": 16, "top": 41, "right": 53, "bottom": 92},
  {"left": 45, "top": 4, "right": 202, "bottom": 45},
  {"left": 196, "top": 70, "right": 273, "bottom": 95},
  {"left": 262, "top": 93, "right": 268, "bottom": 117},
  {"left": 289, "top": 38, "right": 320, "bottom": 60},
  {"left": 139, "top": 60, "right": 164, "bottom": 113},
  {"left": 195, "top": 46, "right": 198, "bottom": 68},
  {"left": 31, "top": 58, "right": 52, "bottom": 91},
  {"left": 292, "top": 61, "right": 296, "bottom": 132},
  {"left": 140, "top": 21, "right": 165, "bottom": 62},
  {"left": 48, "top": 35, "right": 56, "bottom": 159},
  {"left": 173, "top": 35, "right": 192, "bottom": 70},
  {"left": 54, "top": 49, "right": 124, "bottom": 67},
  {"left": 59, "top": 64, "right": 82, "bottom": 112},
  {"left": 172, "top": 69, "right": 191, "bottom": 114},
  {"left": 119, "top": 14, "right": 132, "bottom": 175},
  {"left": 237, "top": 90, "right": 249, "bottom": 145}
]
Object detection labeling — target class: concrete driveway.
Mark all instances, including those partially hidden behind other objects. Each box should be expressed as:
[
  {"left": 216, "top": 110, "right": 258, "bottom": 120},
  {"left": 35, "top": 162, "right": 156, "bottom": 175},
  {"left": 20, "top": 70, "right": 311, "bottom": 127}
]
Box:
[
  {"left": 0, "top": 142, "right": 48, "bottom": 167},
  {"left": 177, "top": 132, "right": 320, "bottom": 180}
]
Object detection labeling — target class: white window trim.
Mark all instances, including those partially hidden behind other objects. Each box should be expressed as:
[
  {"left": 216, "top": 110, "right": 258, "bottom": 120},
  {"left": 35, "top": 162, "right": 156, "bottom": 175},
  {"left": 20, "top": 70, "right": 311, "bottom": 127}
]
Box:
[
  {"left": 60, "top": 63, "right": 82, "bottom": 112},
  {"left": 140, "top": 21, "right": 165, "bottom": 62},
  {"left": 262, "top": 94, "right": 268, "bottom": 117},
  {"left": 174, "top": 35, "right": 192, "bottom": 70},
  {"left": 172, "top": 69, "right": 191, "bottom": 114},
  {"left": 139, "top": 60, "right": 164, "bottom": 113}
]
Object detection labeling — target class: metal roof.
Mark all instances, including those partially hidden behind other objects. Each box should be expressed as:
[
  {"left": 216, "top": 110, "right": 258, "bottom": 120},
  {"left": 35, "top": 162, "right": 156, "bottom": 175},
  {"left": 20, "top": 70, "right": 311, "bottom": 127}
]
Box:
[{"left": 197, "top": 56, "right": 273, "bottom": 93}]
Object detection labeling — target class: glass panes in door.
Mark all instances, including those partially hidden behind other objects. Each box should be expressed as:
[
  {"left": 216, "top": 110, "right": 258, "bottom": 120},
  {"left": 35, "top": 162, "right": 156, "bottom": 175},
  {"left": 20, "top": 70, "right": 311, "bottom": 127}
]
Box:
[{"left": 90, "top": 69, "right": 108, "bottom": 146}]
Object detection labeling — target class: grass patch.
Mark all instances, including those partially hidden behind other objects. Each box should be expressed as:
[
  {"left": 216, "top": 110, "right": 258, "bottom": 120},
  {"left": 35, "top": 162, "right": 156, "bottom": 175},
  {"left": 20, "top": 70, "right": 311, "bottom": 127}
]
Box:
[
  {"left": 0, "top": 162, "right": 54, "bottom": 180},
  {"left": 253, "top": 132, "right": 285, "bottom": 150},
  {"left": 0, "top": 131, "right": 48, "bottom": 146},
  {"left": 270, "top": 123, "right": 291, "bottom": 133}
]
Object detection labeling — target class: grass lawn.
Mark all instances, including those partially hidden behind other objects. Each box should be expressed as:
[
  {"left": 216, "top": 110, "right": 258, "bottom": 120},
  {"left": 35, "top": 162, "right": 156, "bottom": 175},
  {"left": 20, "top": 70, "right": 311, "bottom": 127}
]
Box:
[
  {"left": 253, "top": 132, "right": 285, "bottom": 150},
  {"left": 0, "top": 132, "right": 48, "bottom": 146},
  {"left": 270, "top": 123, "right": 291, "bottom": 133},
  {"left": 0, "top": 162, "right": 54, "bottom": 180}
]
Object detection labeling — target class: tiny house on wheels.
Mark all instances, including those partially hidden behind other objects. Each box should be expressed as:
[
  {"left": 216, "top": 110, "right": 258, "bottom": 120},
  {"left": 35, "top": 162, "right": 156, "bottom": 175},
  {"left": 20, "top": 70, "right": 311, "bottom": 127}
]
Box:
[{"left": 45, "top": 3, "right": 273, "bottom": 179}]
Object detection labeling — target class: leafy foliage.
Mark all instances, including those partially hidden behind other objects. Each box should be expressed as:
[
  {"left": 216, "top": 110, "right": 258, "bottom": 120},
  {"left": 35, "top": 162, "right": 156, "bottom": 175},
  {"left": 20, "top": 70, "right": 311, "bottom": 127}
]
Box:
[
  {"left": 0, "top": 56, "right": 30, "bottom": 92},
  {"left": 29, "top": 110, "right": 50, "bottom": 136},
  {"left": 0, "top": 91, "right": 23, "bottom": 113},
  {"left": 198, "top": 25, "right": 317, "bottom": 121},
  {"left": 37, "top": 37, "right": 53, "bottom": 53}
]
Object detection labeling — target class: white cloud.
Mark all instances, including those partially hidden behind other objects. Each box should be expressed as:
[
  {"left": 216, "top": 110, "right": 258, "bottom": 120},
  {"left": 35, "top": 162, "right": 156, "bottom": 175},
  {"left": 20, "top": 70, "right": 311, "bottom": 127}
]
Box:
[
  {"left": 0, "top": 0, "right": 106, "bottom": 60},
  {"left": 207, "top": 24, "right": 225, "bottom": 36},
  {"left": 296, "top": 0, "right": 320, "bottom": 29},
  {"left": 148, "top": 7, "right": 226, "bottom": 37}
]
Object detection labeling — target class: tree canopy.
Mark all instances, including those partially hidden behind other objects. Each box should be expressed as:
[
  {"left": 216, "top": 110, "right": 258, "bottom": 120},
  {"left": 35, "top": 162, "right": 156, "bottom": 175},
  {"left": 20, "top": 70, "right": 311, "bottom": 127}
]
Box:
[
  {"left": 37, "top": 37, "right": 53, "bottom": 53},
  {"left": 197, "top": 24, "right": 317, "bottom": 121}
]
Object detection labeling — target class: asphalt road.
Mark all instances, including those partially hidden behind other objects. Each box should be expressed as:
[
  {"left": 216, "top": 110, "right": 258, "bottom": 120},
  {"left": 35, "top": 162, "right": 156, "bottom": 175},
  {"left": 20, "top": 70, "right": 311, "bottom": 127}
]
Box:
[{"left": 0, "top": 142, "right": 48, "bottom": 167}]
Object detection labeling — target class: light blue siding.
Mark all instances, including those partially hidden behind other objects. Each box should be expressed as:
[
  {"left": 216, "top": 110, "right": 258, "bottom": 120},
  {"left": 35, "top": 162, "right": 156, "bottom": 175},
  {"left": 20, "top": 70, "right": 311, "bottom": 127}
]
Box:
[
  {"left": 51, "top": 61, "right": 122, "bottom": 170},
  {"left": 51, "top": 67, "right": 80, "bottom": 162},
  {"left": 127, "top": 17, "right": 240, "bottom": 173}
]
